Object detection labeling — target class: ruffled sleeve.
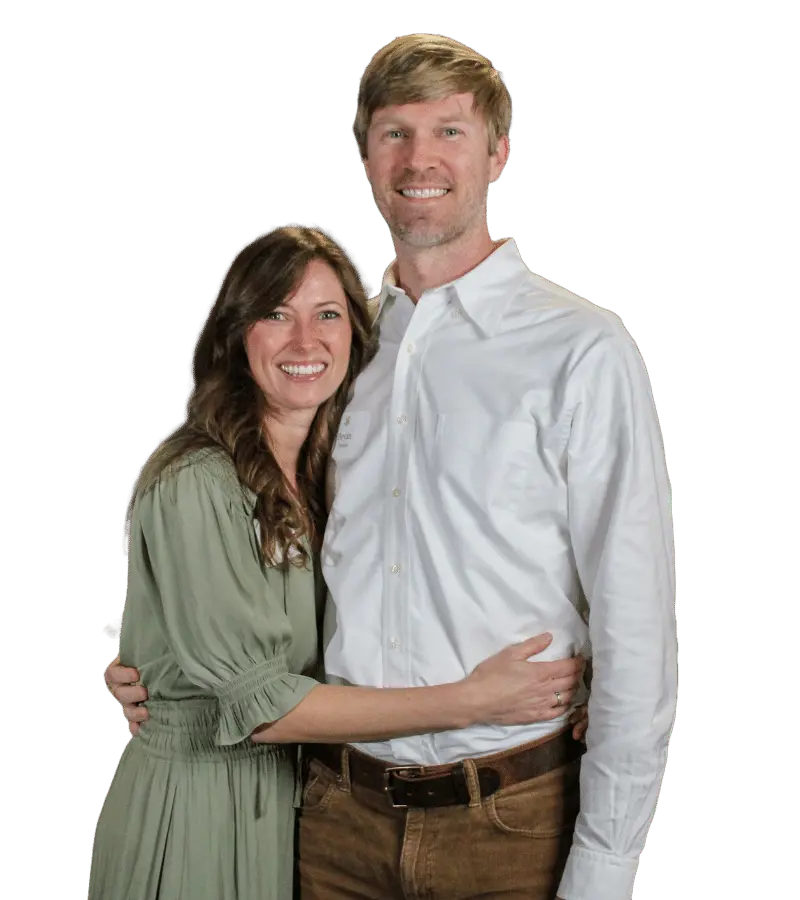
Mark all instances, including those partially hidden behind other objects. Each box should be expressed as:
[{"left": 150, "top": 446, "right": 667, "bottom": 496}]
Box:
[{"left": 133, "top": 452, "right": 319, "bottom": 746}]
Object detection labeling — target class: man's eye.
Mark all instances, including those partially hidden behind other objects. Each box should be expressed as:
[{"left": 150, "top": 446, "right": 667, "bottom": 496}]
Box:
[
  {"left": 387, "top": 130, "right": 405, "bottom": 139},
  {"left": 443, "top": 128, "right": 460, "bottom": 137}
]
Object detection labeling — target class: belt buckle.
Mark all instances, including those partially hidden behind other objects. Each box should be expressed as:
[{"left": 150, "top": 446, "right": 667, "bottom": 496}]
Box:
[{"left": 383, "top": 765, "right": 425, "bottom": 808}]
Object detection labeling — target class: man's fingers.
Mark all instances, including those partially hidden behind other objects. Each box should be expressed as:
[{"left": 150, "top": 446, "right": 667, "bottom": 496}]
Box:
[
  {"left": 568, "top": 704, "right": 589, "bottom": 740},
  {"left": 115, "top": 684, "right": 148, "bottom": 705},
  {"left": 104, "top": 655, "right": 120, "bottom": 679},
  {"left": 106, "top": 665, "right": 141, "bottom": 686},
  {"left": 568, "top": 705, "right": 588, "bottom": 723},
  {"left": 508, "top": 633, "right": 553, "bottom": 659},
  {"left": 124, "top": 704, "right": 150, "bottom": 724}
]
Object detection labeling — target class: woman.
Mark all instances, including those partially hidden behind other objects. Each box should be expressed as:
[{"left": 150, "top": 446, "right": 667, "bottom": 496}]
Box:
[{"left": 90, "top": 226, "right": 583, "bottom": 899}]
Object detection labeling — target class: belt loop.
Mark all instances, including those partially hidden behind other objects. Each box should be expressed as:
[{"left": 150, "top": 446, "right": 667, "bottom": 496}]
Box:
[
  {"left": 462, "top": 759, "right": 482, "bottom": 808},
  {"left": 338, "top": 745, "right": 353, "bottom": 792}
]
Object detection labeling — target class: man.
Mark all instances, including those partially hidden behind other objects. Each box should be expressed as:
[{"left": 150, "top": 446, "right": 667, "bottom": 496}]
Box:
[{"left": 107, "top": 34, "right": 676, "bottom": 900}]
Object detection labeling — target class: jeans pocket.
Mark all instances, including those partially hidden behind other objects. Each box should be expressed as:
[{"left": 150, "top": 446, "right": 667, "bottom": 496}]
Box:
[
  {"left": 300, "top": 760, "right": 339, "bottom": 813},
  {"left": 483, "top": 760, "right": 580, "bottom": 838}
]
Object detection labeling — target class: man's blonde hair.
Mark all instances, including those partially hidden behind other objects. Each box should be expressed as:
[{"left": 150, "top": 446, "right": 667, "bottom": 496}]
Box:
[{"left": 353, "top": 34, "right": 512, "bottom": 158}]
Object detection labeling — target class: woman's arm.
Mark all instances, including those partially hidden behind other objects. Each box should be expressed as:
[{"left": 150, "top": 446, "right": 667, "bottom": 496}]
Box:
[
  {"left": 106, "top": 635, "right": 584, "bottom": 743},
  {"left": 252, "top": 633, "right": 584, "bottom": 744}
]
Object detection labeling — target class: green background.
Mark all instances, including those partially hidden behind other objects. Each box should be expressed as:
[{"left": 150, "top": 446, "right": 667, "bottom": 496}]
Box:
[{"left": 0, "top": 0, "right": 797, "bottom": 900}]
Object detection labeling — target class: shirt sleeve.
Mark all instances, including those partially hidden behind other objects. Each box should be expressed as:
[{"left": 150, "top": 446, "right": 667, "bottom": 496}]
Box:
[
  {"left": 134, "top": 459, "right": 319, "bottom": 746},
  {"left": 558, "top": 321, "right": 678, "bottom": 900}
]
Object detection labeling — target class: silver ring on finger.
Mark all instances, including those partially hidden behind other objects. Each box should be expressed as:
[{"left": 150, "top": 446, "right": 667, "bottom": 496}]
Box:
[{"left": 554, "top": 690, "right": 562, "bottom": 707}]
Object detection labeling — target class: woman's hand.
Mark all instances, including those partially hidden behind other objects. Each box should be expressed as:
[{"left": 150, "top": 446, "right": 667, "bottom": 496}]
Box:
[{"left": 463, "top": 633, "right": 585, "bottom": 727}]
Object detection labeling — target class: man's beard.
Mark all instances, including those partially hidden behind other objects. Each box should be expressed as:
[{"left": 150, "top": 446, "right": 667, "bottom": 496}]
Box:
[
  {"left": 391, "top": 216, "right": 468, "bottom": 249},
  {"left": 381, "top": 190, "right": 481, "bottom": 250}
]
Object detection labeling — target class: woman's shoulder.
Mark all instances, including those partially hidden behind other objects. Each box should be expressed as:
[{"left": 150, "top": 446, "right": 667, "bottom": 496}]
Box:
[{"left": 144, "top": 447, "right": 257, "bottom": 513}]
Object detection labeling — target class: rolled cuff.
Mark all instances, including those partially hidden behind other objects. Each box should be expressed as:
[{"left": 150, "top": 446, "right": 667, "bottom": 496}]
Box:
[
  {"left": 558, "top": 845, "right": 639, "bottom": 900},
  {"left": 215, "top": 656, "right": 319, "bottom": 746}
]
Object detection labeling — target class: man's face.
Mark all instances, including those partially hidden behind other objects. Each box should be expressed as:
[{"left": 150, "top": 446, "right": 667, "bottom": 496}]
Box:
[{"left": 363, "top": 92, "right": 509, "bottom": 250}]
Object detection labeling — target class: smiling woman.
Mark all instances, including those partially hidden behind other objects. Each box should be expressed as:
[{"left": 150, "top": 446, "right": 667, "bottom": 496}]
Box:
[{"left": 129, "top": 227, "right": 375, "bottom": 568}]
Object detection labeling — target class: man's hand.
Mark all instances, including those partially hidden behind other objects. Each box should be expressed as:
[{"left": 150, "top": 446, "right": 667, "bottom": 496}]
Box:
[
  {"left": 104, "top": 656, "right": 149, "bottom": 736},
  {"left": 569, "top": 703, "right": 588, "bottom": 742}
]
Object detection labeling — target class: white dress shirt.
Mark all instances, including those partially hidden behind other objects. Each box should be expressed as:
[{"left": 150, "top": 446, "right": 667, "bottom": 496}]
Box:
[{"left": 321, "top": 238, "right": 677, "bottom": 900}]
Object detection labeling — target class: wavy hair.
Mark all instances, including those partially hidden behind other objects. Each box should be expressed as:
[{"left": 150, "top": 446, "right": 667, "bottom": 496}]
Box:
[{"left": 129, "top": 226, "right": 376, "bottom": 567}]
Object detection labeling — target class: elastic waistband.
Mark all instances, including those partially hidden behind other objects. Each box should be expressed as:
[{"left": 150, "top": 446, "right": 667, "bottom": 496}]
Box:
[{"left": 136, "top": 698, "right": 285, "bottom": 761}]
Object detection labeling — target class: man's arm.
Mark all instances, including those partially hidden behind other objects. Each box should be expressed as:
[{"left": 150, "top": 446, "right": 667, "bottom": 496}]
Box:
[
  {"left": 104, "top": 657, "right": 148, "bottom": 735},
  {"left": 557, "top": 322, "right": 678, "bottom": 900}
]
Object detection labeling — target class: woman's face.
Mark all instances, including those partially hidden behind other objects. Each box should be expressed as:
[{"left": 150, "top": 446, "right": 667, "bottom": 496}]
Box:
[{"left": 245, "top": 259, "right": 353, "bottom": 419}]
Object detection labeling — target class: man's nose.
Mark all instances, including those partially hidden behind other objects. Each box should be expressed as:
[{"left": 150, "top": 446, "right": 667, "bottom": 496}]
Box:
[{"left": 403, "top": 134, "right": 439, "bottom": 172}]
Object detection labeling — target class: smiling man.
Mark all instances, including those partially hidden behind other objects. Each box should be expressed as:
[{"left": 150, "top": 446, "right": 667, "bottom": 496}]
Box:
[
  {"left": 298, "top": 34, "right": 677, "bottom": 900},
  {"left": 106, "top": 33, "right": 677, "bottom": 900}
]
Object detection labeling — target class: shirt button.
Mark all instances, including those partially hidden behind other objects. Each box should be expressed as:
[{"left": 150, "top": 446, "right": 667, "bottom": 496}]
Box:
[
  {"left": 396, "top": 414, "right": 408, "bottom": 425},
  {"left": 392, "top": 488, "right": 401, "bottom": 497},
  {"left": 390, "top": 563, "right": 401, "bottom": 574},
  {"left": 406, "top": 342, "right": 415, "bottom": 354},
  {"left": 390, "top": 637, "right": 401, "bottom": 650},
  {"left": 344, "top": 415, "right": 351, "bottom": 425}
]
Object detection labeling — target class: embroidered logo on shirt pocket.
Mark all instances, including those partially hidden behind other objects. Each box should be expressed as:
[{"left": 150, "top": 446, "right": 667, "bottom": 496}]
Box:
[
  {"left": 483, "top": 759, "right": 580, "bottom": 838},
  {"left": 328, "top": 410, "right": 374, "bottom": 512},
  {"left": 333, "top": 410, "right": 371, "bottom": 456}
]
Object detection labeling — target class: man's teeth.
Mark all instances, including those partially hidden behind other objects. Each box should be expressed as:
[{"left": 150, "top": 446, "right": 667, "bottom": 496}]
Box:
[
  {"left": 400, "top": 188, "right": 449, "bottom": 198},
  {"left": 279, "top": 363, "right": 327, "bottom": 376}
]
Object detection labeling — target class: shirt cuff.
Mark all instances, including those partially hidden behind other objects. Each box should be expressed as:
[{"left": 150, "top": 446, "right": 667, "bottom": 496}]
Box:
[{"left": 557, "top": 845, "right": 639, "bottom": 900}]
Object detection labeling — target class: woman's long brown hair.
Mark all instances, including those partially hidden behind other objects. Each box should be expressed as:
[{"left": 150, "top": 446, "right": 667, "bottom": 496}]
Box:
[{"left": 128, "top": 226, "right": 376, "bottom": 567}]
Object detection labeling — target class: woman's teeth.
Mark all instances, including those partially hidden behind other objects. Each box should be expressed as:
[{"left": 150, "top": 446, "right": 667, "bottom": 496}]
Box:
[{"left": 279, "top": 363, "right": 327, "bottom": 376}]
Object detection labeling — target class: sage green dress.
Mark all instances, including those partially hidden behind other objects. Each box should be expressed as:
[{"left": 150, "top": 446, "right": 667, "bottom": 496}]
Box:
[{"left": 89, "top": 449, "right": 321, "bottom": 900}]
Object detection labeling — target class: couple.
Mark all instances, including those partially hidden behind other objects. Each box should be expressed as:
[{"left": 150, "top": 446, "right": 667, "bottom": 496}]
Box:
[{"left": 95, "top": 33, "right": 677, "bottom": 900}]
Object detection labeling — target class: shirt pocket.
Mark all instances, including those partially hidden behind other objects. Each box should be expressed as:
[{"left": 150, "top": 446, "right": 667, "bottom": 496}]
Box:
[
  {"left": 433, "top": 412, "right": 548, "bottom": 513},
  {"left": 332, "top": 410, "right": 372, "bottom": 460},
  {"left": 326, "top": 410, "right": 374, "bottom": 512}
]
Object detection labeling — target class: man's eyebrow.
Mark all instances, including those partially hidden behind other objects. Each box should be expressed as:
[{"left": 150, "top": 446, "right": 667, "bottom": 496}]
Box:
[{"left": 370, "top": 114, "right": 471, "bottom": 127}]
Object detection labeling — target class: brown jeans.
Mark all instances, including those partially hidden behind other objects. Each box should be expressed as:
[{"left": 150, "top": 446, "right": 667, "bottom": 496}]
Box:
[{"left": 296, "top": 736, "right": 580, "bottom": 900}]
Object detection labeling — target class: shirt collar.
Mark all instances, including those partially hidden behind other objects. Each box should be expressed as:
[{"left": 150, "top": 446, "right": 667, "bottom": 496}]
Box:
[{"left": 374, "top": 238, "right": 529, "bottom": 337}]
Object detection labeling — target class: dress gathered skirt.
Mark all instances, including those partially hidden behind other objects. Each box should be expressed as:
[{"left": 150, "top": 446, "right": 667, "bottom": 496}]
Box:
[{"left": 90, "top": 700, "right": 299, "bottom": 899}]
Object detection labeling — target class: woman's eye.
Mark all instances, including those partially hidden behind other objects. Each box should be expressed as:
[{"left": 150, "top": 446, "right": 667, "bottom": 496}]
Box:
[
  {"left": 264, "top": 311, "right": 285, "bottom": 321},
  {"left": 319, "top": 310, "right": 341, "bottom": 320}
]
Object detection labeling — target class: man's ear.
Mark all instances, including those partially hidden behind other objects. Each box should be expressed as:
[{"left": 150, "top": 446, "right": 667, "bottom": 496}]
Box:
[{"left": 489, "top": 134, "right": 510, "bottom": 183}]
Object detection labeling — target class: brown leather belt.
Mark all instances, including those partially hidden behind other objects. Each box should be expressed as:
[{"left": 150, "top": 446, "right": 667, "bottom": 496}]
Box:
[{"left": 305, "top": 729, "right": 584, "bottom": 809}]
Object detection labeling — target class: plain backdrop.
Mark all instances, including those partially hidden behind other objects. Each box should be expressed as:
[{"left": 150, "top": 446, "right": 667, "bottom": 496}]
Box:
[{"left": 1, "top": 1, "right": 798, "bottom": 897}]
